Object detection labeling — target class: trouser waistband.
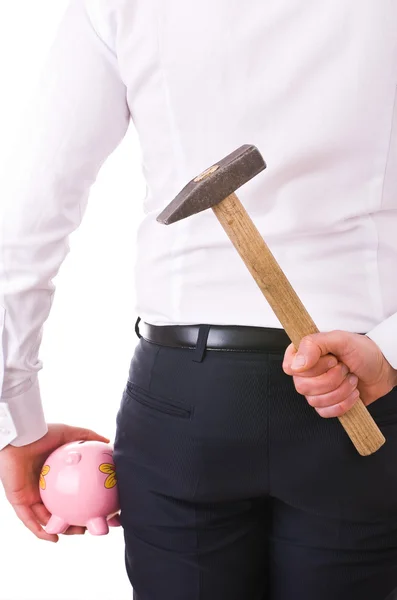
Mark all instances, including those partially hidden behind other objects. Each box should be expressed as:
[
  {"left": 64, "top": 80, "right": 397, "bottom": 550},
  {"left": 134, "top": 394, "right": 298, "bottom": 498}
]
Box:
[{"left": 135, "top": 318, "right": 291, "bottom": 362}]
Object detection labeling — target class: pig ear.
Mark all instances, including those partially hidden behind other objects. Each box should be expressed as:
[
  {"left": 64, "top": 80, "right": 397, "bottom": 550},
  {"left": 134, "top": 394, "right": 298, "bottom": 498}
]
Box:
[{"left": 65, "top": 452, "right": 82, "bottom": 465}]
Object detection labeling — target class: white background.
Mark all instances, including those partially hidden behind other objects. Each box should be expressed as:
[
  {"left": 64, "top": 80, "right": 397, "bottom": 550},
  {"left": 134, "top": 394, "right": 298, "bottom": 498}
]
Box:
[{"left": 0, "top": 2, "right": 145, "bottom": 598}]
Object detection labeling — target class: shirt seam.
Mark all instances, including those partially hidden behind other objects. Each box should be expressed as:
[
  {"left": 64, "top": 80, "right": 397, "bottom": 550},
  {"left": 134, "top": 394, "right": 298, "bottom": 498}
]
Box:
[
  {"left": 379, "top": 85, "right": 397, "bottom": 210},
  {"left": 82, "top": 1, "right": 119, "bottom": 65},
  {"left": 372, "top": 85, "right": 397, "bottom": 322},
  {"left": 154, "top": 5, "right": 188, "bottom": 322},
  {"left": 367, "top": 214, "right": 385, "bottom": 324}
]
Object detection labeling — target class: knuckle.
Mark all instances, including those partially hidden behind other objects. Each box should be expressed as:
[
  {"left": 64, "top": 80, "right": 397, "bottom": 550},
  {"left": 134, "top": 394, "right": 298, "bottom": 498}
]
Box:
[
  {"left": 327, "top": 387, "right": 345, "bottom": 404},
  {"left": 284, "top": 344, "right": 295, "bottom": 356},
  {"left": 35, "top": 530, "right": 45, "bottom": 540},
  {"left": 316, "top": 372, "right": 334, "bottom": 392},
  {"left": 316, "top": 404, "right": 342, "bottom": 418},
  {"left": 298, "top": 372, "right": 339, "bottom": 398},
  {"left": 299, "top": 338, "right": 316, "bottom": 354},
  {"left": 325, "top": 376, "right": 342, "bottom": 395},
  {"left": 282, "top": 362, "right": 292, "bottom": 375},
  {"left": 307, "top": 386, "right": 345, "bottom": 410},
  {"left": 332, "top": 329, "right": 348, "bottom": 341},
  {"left": 8, "top": 490, "right": 27, "bottom": 505},
  {"left": 302, "top": 334, "right": 317, "bottom": 345},
  {"left": 337, "top": 362, "right": 349, "bottom": 377},
  {"left": 333, "top": 395, "right": 358, "bottom": 417},
  {"left": 333, "top": 403, "right": 348, "bottom": 417},
  {"left": 318, "top": 361, "right": 332, "bottom": 376},
  {"left": 348, "top": 389, "right": 360, "bottom": 404},
  {"left": 333, "top": 329, "right": 344, "bottom": 336},
  {"left": 294, "top": 378, "right": 307, "bottom": 394},
  {"left": 334, "top": 398, "right": 355, "bottom": 416},
  {"left": 315, "top": 407, "right": 333, "bottom": 419},
  {"left": 306, "top": 395, "right": 320, "bottom": 408}
]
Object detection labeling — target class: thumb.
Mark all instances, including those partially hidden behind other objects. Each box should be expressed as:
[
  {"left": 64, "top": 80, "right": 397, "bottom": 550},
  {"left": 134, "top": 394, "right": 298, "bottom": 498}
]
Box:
[
  {"left": 66, "top": 426, "right": 110, "bottom": 444},
  {"left": 291, "top": 331, "right": 355, "bottom": 372}
]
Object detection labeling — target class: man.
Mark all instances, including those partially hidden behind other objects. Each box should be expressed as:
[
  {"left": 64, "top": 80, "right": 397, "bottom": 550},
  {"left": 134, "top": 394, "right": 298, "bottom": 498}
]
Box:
[{"left": 1, "top": 0, "right": 397, "bottom": 598}]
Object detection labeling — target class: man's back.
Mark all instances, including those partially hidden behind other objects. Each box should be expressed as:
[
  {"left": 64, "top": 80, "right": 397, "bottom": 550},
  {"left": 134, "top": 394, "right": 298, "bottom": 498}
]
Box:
[{"left": 87, "top": 0, "right": 397, "bottom": 334}]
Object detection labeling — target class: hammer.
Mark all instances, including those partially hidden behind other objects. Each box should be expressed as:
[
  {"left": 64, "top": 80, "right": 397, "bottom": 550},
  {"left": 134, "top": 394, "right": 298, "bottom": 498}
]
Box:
[{"left": 157, "top": 144, "right": 385, "bottom": 456}]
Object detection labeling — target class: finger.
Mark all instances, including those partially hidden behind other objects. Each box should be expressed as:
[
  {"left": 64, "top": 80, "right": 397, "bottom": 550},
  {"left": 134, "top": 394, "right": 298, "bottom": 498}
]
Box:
[
  {"left": 284, "top": 353, "right": 338, "bottom": 377},
  {"left": 68, "top": 426, "right": 110, "bottom": 444},
  {"left": 63, "top": 526, "right": 86, "bottom": 536},
  {"left": 108, "top": 514, "right": 121, "bottom": 527},
  {"left": 32, "top": 498, "right": 87, "bottom": 536},
  {"left": 306, "top": 373, "right": 359, "bottom": 409},
  {"left": 13, "top": 504, "right": 58, "bottom": 543},
  {"left": 293, "top": 362, "right": 349, "bottom": 396},
  {"left": 31, "top": 502, "right": 52, "bottom": 526},
  {"left": 283, "top": 343, "right": 298, "bottom": 368},
  {"left": 288, "top": 337, "right": 323, "bottom": 372},
  {"left": 291, "top": 331, "right": 358, "bottom": 373},
  {"left": 315, "top": 388, "right": 361, "bottom": 418}
]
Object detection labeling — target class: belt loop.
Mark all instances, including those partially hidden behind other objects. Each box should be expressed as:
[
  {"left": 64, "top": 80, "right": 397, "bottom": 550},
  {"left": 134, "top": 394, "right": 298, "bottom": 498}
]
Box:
[
  {"left": 135, "top": 316, "right": 142, "bottom": 339},
  {"left": 192, "top": 324, "right": 211, "bottom": 363}
]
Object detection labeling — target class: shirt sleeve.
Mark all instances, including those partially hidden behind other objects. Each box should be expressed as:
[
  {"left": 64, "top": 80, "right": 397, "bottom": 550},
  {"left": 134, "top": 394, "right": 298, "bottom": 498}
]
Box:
[
  {"left": 0, "top": 0, "right": 130, "bottom": 450},
  {"left": 366, "top": 313, "right": 397, "bottom": 370}
]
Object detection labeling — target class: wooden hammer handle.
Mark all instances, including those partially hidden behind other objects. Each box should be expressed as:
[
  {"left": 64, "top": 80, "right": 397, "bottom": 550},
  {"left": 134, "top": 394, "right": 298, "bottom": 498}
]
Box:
[{"left": 212, "top": 192, "right": 385, "bottom": 456}]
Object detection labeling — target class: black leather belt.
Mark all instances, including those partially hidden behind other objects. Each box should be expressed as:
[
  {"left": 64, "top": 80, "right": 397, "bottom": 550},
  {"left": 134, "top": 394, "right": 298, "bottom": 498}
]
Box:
[{"left": 138, "top": 321, "right": 291, "bottom": 352}]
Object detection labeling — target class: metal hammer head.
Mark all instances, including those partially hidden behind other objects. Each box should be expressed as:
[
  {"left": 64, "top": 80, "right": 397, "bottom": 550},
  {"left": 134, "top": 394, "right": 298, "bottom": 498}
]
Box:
[{"left": 156, "top": 144, "right": 266, "bottom": 224}]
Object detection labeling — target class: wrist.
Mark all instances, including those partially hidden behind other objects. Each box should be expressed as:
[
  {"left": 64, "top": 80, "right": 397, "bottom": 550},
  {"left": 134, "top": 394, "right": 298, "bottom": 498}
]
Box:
[
  {"left": 392, "top": 368, "right": 397, "bottom": 388},
  {"left": 382, "top": 357, "right": 397, "bottom": 389}
]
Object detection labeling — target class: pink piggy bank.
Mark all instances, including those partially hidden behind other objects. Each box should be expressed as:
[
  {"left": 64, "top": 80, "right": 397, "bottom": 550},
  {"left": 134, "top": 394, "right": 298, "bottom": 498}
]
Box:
[{"left": 39, "top": 441, "right": 120, "bottom": 536}]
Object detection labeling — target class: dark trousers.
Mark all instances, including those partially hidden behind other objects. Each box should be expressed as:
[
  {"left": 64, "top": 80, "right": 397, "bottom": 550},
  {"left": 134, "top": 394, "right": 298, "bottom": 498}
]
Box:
[{"left": 113, "top": 327, "right": 397, "bottom": 600}]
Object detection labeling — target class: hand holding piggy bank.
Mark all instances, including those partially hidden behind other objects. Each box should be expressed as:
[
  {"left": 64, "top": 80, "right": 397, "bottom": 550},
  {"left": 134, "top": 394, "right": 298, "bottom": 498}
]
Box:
[{"left": 39, "top": 441, "right": 120, "bottom": 535}]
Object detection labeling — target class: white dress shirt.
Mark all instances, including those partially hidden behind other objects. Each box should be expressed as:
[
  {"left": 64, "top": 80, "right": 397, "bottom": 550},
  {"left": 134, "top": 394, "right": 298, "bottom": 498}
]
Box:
[{"left": 1, "top": 0, "right": 397, "bottom": 451}]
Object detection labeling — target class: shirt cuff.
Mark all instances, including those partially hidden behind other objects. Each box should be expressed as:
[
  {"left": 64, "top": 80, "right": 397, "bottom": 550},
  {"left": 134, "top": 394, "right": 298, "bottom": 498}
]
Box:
[
  {"left": 366, "top": 312, "right": 397, "bottom": 370},
  {"left": 0, "top": 378, "right": 48, "bottom": 451}
]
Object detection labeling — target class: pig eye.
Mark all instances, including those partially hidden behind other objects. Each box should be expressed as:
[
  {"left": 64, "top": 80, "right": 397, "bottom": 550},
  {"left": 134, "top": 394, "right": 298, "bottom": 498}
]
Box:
[{"left": 77, "top": 441, "right": 85, "bottom": 444}]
